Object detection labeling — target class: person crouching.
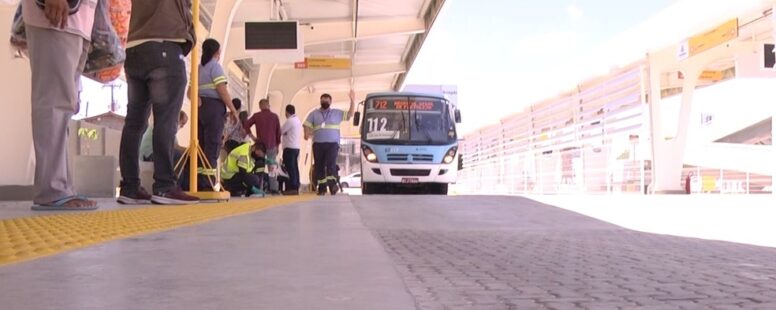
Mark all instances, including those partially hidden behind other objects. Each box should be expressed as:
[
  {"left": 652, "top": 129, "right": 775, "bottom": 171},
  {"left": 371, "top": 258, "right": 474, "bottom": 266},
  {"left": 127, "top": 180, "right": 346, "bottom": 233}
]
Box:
[{"left": 221, "top": 140, "right": 266, "bottom": 197}]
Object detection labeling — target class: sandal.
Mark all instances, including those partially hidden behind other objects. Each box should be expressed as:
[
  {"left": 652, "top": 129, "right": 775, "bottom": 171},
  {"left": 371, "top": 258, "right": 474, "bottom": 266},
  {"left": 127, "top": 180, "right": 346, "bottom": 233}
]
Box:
[{"left": 31, "top": 195, "right": 99, "bottom": 211}]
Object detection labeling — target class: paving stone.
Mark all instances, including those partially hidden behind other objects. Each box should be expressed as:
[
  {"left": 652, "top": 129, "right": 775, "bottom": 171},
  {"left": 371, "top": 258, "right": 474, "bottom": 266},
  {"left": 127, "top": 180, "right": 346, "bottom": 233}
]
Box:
[{"left": 353, "top": 196, "right": 776, "bottom": 310}]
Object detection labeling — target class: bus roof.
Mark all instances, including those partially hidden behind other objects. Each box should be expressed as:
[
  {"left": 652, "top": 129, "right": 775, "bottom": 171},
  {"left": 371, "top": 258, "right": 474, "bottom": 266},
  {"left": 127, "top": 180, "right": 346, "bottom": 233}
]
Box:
[{"left": 365, "top": 91, "right": 448, "bottom": 101}]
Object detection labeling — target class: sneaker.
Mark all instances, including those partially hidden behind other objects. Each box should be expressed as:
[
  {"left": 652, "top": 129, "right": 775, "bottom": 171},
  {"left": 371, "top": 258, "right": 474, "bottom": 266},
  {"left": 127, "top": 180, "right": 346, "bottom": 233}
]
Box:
[
  {"left": 250, "top": 190, "right": 266, "bottom": 198},
  {"left": 151, "top": 188, "right": 200, "bottom": 205},
  {"left": 118, "top": 186, "right": 152, "bottom": 205}
]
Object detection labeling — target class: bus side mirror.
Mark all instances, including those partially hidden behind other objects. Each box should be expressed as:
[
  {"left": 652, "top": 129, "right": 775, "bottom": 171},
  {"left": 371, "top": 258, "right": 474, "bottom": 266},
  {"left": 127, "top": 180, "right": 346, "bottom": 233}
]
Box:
[
  {"left": 454, "top": 109, "right": 462, "bottom": 123},
  {"left": 353, "top": 112, "right": 361, "bottom": 127}
]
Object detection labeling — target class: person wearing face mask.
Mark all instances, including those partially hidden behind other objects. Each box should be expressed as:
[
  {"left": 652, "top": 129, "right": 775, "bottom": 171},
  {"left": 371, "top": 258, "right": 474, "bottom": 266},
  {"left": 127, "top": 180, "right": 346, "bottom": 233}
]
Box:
[
  {"left": 303, "top": 90, "right": 356, "bottom": 196},
  {"left": 188, "top": 38, "right": 239, "bottom": 191}
]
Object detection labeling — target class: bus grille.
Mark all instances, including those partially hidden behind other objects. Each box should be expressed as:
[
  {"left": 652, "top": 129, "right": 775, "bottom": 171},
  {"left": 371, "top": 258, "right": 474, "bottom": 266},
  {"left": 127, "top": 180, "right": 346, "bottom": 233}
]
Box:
[
  {"left": 387, "top": 154, "right": 409, "bottom": 161},
  {"left": 390, "top": 169, "right": 431, "bottom": 177},
  {"left": 411, "top": 154, "right": 434, "bottom": 162}
]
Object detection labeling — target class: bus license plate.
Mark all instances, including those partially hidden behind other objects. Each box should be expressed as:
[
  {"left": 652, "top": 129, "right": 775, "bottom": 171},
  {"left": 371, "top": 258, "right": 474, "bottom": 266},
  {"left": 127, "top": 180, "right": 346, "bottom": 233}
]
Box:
[{"left": 401, "top": 178, "right": 419, "bottom": 184}]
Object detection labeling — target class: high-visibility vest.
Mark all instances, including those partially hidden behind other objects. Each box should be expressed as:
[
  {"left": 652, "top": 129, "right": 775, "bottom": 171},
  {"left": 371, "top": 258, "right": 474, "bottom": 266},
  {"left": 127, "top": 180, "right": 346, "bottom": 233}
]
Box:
[{"left": 221, "top": 143, "right": 254, "bottom": 180}]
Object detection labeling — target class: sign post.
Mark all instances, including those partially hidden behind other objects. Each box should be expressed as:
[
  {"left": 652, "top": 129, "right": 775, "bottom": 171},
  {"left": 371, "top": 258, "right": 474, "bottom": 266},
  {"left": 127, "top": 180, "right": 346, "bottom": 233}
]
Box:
[{"left": 188, "top": 0, "right": 200, "bottom": 194}]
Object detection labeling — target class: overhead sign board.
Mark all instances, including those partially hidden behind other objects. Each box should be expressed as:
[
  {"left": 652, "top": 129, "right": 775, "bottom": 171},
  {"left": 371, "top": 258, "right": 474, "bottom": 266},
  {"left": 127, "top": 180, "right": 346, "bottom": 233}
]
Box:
[
  {"left": 677, "top": 70, "right": 724, "bottom": 81},
  {"left": 764, "top": 43, "right": 775, "bottom": 70},
  {"left": 684, "top": 19, "right": 739, "bottom": 58},
  {"left": 295, "top": 57, "right": 352, "bottom": 70}
]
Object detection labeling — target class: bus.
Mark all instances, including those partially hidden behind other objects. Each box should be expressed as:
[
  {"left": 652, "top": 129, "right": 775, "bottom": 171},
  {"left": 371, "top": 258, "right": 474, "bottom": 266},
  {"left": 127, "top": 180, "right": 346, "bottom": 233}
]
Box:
[{"left": 353, "top": 92, "right": 462, "bottom": 195}]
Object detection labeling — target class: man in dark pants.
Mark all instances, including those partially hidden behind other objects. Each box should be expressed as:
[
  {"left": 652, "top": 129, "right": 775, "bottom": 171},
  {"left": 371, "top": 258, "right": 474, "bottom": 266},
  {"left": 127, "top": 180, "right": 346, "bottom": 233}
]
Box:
[
  {"left": 281, "top": 104, "right": 302, "bottom": 195},
  {"left": 117, "top": 0, "right": 199, "bottom": 205},
  {"left": 303, "top": 91, "right": 356, "bottom": 195}
]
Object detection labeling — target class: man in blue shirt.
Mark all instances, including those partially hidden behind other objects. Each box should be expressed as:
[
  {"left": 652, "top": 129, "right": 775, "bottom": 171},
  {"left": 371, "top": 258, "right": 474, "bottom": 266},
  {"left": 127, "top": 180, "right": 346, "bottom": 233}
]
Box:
[{"left": 304, "top": 91, "right": 355, "bottom": 195}]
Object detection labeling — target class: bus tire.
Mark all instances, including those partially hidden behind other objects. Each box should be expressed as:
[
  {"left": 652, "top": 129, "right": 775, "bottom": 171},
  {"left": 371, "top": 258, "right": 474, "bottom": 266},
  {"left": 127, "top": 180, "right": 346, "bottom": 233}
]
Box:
[
  {"left": 435, "top": 184, "right": 448, "bottom": 195},
  {"left": 362, "top": 183, "right": 374, "bottom": 195}
]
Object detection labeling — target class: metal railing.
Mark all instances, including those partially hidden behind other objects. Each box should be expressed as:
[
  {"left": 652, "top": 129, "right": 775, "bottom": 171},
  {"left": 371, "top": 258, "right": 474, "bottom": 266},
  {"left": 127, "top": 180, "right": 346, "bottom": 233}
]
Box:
[{"left": 456, "top": 61, "right": 773, "bottom": 195}]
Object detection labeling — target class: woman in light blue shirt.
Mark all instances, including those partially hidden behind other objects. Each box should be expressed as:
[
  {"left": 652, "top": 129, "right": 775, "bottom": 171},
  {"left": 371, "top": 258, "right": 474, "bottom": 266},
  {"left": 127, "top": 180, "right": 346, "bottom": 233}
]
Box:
[{"left": 189, "top": 38, "right": 238, "bottom": 190}]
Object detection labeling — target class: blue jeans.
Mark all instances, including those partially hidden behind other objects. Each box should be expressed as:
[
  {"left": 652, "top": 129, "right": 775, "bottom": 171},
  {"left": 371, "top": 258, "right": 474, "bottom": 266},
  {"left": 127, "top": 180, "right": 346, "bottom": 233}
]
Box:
[{"left": 119, "top": 41, "right": 187, "bottom": 194}]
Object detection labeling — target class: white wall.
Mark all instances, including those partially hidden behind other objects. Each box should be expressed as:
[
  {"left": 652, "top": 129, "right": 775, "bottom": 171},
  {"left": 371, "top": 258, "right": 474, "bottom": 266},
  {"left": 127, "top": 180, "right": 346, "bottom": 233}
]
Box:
[{"left": 0, "top": 5, "right": 35, "bottom": 186}]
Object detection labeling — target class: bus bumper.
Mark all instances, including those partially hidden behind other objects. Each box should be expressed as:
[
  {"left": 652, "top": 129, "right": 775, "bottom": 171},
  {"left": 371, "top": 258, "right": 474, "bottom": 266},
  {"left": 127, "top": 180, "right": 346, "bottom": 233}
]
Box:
[{"left": 361, "top": 160, "right": 458, "bottom": 184}]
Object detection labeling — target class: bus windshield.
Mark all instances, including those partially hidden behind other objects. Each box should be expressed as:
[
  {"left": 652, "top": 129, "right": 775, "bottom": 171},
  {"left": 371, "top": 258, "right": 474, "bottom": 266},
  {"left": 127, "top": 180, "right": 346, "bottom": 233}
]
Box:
[{"left": 362, "top": 96, "right": 457, "bottom": 145}]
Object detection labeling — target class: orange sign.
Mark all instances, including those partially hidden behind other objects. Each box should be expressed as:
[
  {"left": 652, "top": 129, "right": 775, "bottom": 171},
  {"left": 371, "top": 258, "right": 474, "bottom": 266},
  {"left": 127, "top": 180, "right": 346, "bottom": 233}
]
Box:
[
  {"left": 306, "top": 57, "right": 352, "bottom": 69},
  {"left": 678, "top": 70, "right": 724, "bottom": 81},
  {"left": 687, "top": 19, "right": 739, "bottom": 57},
  {"left": 294, "top": 57, "right": 351, "bottom": 69}
]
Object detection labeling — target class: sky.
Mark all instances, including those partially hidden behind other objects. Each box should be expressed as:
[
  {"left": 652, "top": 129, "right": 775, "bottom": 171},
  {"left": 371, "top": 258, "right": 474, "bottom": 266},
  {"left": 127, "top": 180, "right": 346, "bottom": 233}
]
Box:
[{"left": 403, "top": 0, "right": 679, "bottom": 135}]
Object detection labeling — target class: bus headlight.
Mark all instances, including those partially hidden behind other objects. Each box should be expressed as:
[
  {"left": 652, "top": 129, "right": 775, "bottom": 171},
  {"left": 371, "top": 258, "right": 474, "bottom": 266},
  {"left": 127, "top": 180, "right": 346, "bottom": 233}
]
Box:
[
  {"left": 443, "top": 147, "right": 458, "bottom": 164},
  {"left": 362, "top": 145, "right": 379, "bottom": 163}
]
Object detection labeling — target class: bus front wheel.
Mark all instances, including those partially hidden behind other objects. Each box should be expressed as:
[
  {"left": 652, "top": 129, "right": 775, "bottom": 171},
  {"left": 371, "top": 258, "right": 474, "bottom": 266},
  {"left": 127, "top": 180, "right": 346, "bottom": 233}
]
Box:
[
  {"left": 431, "top": 184, "right": 448, "bottom": 195},
  {"left": 362, "top": 183, "right": 376, "bottom": 195}
]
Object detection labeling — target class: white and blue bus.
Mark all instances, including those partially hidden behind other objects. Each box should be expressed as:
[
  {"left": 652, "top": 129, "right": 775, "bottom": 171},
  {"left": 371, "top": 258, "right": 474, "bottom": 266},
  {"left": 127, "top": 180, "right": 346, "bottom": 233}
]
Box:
[{"left": 353, "top": 92, "right": 462, "bottom": 195}]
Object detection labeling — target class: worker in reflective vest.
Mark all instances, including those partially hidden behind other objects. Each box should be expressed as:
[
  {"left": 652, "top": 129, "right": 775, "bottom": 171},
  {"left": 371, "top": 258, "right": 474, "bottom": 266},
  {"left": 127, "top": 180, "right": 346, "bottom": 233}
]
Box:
[
  {"left": 221, "top": 140, "right": 264, "bottom": 197},
  {"left": 304, "top": 90, "right": 356, "bottom": 196}
]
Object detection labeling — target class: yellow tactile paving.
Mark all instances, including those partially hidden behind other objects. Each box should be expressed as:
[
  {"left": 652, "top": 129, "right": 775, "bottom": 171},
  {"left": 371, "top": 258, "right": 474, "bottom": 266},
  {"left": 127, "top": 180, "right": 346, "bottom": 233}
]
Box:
[{"left": 0, "top": 196, "right": 313, "bottom": 267}]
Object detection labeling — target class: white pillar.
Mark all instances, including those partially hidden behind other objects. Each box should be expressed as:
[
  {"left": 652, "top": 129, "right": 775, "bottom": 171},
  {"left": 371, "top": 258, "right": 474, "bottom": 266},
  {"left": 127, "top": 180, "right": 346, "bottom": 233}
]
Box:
[
  {"left": 209, "top": 0, "right": 242, "bottom": 65},
  {"left": 247, "top": 64, "right": 277, "bottom": 113},
  {"left": 647, "top": 40, "right": 742, "bottom": 193},
  {"left": 0, "top": 6, "right": 35, "bottom": 186}
]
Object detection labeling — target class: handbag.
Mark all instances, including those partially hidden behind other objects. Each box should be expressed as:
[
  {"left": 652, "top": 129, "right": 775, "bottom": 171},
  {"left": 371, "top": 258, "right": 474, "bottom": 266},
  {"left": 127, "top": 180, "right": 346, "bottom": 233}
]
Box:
[
  {"left": 82, "top": 0, "right": 129, "bottom": 83},
  {"left": 34, "top": 0, "right": 82, "bottom": 15}
]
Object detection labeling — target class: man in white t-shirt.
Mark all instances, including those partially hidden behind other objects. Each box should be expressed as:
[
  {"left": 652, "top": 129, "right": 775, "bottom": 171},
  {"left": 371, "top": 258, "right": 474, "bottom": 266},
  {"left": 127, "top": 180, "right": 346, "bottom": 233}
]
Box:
[{"left": 281, "top": 104, "right": 302, "bottom": 195}]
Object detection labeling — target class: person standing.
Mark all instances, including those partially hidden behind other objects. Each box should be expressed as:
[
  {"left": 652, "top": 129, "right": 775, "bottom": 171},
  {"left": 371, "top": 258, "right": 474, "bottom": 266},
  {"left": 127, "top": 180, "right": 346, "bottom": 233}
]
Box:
[
  {"left": 25, "top": 0, "right": 99, "bottom": 210},
  {"left": 244, "top": 98, "right": 281, "bottom": 194},
  {"left": 280, "top": 104, "right": 302, "bottom": 195},
  {"left": 304, "top": 91, "right": 355, "bottom": 196},
  {"left": 192, "top": 38, "right": 239, "bottom": 190},
  {"left": 117, "top": 0, "right": 199, "bottom": 205}
]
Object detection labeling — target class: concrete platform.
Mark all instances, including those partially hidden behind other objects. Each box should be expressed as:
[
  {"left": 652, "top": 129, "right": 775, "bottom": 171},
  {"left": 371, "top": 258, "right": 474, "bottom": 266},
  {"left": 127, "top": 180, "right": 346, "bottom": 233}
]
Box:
[
  {"left": 0, "top": 196, "right": 415, "bottom": 310},
  {"left": 1, "top": 195, "right": 776, "bottom": 309}
]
